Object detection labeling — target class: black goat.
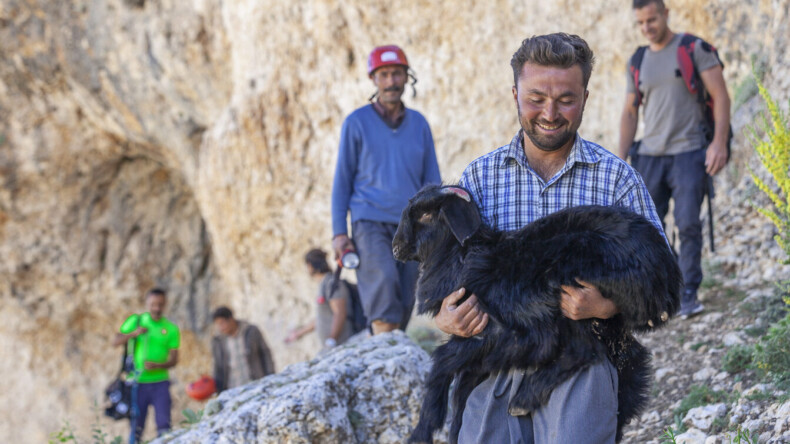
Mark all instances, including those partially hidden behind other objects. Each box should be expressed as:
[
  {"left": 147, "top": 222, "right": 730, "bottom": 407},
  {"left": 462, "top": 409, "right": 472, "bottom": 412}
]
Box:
[{"left": 392, "top": 185, "right": 682, "bottom": 443}]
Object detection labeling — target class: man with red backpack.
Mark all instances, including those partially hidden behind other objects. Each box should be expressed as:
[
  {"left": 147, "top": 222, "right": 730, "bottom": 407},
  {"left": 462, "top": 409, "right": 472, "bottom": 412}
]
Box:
[{"left": 619, "top": 0, "right": 731, "bottom": 319}]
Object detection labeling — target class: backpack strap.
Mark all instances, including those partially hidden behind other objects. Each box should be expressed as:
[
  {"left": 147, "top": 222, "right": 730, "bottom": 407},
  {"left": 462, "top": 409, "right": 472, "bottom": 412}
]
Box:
[
  {"left": 628, "top": 45, "right": 648, "bottom": 107},
  {"left": 676, "top": 32, "right": 708, "bottom": 109},
  {"left": 117, "top": 314, "right": 141, "bottom": 377},
  {"left": 676, "top": 33, "right": 725, "bottom": 105}
]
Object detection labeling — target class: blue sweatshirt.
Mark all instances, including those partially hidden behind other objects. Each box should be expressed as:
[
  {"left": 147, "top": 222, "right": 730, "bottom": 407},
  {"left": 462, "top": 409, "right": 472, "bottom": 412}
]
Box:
[{"left": 331, "top": 104, "right": 441, "bottom": 236}]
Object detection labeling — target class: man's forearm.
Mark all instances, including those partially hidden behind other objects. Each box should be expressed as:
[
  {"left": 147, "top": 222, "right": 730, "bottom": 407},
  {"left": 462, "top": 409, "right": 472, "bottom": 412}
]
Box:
[
  {"left": 112, "top": 332, "right": 135, "bottom": 347},
  {"left": 712, "top": 93, "right": 731, "bottom": 146},
  {"left": 618, "top": 110, "right": 638, "bottom": 159},
  {"left": 147, "top": 350, "right": 178, "bottom": 369}
]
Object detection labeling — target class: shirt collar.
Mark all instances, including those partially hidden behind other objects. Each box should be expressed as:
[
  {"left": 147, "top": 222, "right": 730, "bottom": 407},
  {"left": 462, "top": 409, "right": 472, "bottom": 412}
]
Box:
[{"left": 501, "top": 131, "right": 601, "bottom": 169}]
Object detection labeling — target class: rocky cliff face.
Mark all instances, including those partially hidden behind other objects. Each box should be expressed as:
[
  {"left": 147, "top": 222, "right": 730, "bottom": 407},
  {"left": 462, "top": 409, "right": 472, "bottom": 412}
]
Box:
[{"left": 0, "top": 0, "right": 788, "bottom": 441}]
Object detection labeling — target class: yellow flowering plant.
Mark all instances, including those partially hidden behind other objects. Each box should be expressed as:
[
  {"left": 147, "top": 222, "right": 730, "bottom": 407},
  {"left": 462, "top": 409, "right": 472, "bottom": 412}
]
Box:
[{"left": 749, "top": 77, "right": 790, "bottom": 262}]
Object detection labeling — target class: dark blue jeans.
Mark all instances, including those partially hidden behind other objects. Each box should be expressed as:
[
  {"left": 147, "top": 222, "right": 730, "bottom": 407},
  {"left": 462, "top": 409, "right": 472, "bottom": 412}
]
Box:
[
  {"left": 633, "top": 149, "right": 707, "bottom": 293},
  {"left": 129, "top": 380, "right": 171, "bottom": 443}
]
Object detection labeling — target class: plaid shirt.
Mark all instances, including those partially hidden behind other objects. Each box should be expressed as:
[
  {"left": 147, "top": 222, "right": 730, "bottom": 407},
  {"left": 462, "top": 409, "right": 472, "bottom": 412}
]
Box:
[{"left": 459, "top": 132, "right": 664, "bottom": 234}]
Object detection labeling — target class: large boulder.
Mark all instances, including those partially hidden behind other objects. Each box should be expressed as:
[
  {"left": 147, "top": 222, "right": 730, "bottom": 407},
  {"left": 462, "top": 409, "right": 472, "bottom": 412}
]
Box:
[{"left": 154, "top": 331, "right": 445, "bottom": 444}]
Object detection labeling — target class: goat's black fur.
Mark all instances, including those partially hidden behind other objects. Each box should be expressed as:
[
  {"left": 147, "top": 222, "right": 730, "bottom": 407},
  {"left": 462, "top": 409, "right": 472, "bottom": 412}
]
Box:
[{"left": 392, "top": 185, "right": 682, "bottom": 443}]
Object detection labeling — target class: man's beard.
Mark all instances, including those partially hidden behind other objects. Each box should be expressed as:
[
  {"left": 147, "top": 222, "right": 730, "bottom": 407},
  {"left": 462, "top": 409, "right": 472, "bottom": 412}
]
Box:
[{"left": 518, "top": 106, "right": 578, "bottom": 152}]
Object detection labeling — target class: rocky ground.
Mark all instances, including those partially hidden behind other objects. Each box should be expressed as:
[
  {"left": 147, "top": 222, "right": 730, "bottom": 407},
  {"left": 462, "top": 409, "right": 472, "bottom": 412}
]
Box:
[
  {"left": 622, "top": 275, "right": 790, "bottom": 444},
  {"left": 149, "top": 272, "right": 790, "bottom": 444}
]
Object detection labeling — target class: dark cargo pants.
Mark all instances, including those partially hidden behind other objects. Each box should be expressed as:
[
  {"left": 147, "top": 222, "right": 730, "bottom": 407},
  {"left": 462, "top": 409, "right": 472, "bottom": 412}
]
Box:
[{"left": 633, "top": 148, "right": 707, "bottom": 293}]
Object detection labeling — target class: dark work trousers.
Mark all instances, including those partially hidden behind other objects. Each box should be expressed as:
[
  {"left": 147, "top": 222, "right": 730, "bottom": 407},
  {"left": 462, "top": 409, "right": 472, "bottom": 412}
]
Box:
[
  {"left": 352, "top": 219, "right": 418, "bottom": 329},
  {"left": 633, "top": 148, "right": 707, "bottom": 293},
  {"left": 129, "top": 380, "right": 172, "bottom": 443}
]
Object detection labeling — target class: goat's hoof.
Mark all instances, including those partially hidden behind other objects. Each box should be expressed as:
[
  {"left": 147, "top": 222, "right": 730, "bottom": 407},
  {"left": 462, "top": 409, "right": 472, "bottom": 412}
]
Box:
[{"left": 508, "top": 405, "right": 531, "bottom": 416}]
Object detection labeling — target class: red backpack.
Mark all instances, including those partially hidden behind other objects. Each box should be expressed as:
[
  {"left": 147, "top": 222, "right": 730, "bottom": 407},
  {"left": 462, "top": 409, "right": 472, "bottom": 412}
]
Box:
[{"left": 628, "top": 33, "right": 732, "bottom": 156}]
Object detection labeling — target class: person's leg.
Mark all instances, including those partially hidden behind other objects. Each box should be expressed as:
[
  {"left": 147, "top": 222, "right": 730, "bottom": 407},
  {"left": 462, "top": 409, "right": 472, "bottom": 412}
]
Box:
[
  {"left": 634, "top": 155, "right": 672, "bottom": 226},
  {"left": 531, "top": 359, "right": 618, "bottom": 444},
  {"left": 669, "top": 149, "right": 707, "bottom": 316},
  {"left": 128, "top": 383, "right": 138, "bottom": 444},
  {"left": 132, "top": 382, "right": 151, "bottom": 443},
  {"left": 151, "top": 381, "right": 172, "bottom": 436},
  {"left": 352, "top": 220, "right": 407, "bottom": 334},
  {"left": 458, "top": 370, "right": 534, "bottom": 444}
]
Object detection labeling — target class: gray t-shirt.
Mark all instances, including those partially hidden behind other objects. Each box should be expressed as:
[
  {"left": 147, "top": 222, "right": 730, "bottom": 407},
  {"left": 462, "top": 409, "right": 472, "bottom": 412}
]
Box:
[
  {"left": 626, "top": 33, "right": 721, "bottom": 156},
  {"left": 316, "top": 274, "right": 354, "bottom": 346}
]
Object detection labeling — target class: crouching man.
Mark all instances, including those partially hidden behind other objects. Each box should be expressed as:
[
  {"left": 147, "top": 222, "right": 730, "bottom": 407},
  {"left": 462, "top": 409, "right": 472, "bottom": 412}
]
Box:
[
  {"left": 435, "top": 33, "right": 667, "bottom": 443},
  {"left": 211, "top": 306, "right": 275, "bottom": 393}
]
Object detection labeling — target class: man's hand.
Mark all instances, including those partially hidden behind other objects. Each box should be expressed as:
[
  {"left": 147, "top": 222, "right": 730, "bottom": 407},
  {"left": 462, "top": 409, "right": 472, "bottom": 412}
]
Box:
[
  {"left": 284, "top": 329, "right": 300, "bottom": 344},
  {"left": 435, "top": 288, "right": 489, "bottom": 337},
  {"left": 560, "top": 280, "right": 618, "bottom": 320},
  {"left": 332, "top": 234, "right": 354, "bottom": 260},
  {"left": 705, "top": 139, "right": 728, "bottom": 176},
  {"left": 112, "top": 326, "right": 148, "bottom": 346},
  {"left": 144, "top": 350, "right": 178, "bottom": 370},
  {"left": 144, "top": 361, "right": 159, "bottom": 370}
]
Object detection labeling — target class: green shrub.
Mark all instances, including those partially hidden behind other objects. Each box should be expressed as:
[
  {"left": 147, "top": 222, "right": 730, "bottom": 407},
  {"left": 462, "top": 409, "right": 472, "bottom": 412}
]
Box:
[
  {"left": 725, "top": 426, "right": 759, "bottom": 443},
  {"left": 181, "top": 407, "right": 204, "bottom": 425},
  {"left": 662, "top": 427, "right": 678, "bottom": 444},
  {"left": 722, "top": 345, "right": 754, "bottom": 374},
  {"left": 744, "top": 388, "right": 773, "bottom": 402},
  {"left": 49, "top": 411, "right": 123, "bottom": 444},
  {"left": 753, "top": 301, "right": 790, "bottom": 383}
]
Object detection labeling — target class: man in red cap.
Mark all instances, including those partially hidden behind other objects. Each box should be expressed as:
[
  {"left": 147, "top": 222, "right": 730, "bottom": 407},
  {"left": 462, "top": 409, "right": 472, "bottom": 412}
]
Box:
[{"left": 331, "top": 45, "right": 441, "bottom": 335}]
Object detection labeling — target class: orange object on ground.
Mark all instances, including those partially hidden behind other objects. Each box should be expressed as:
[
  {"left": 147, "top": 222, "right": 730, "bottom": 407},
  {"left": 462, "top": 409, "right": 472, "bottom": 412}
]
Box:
[{"left": 186, "top": 375, "right": 216, "bottom": 401}]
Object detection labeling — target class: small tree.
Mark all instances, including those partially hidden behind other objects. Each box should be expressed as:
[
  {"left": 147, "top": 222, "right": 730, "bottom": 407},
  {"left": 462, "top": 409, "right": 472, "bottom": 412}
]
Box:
[{"left": 749, "top": 77, "right": 790, "bottom": 262}]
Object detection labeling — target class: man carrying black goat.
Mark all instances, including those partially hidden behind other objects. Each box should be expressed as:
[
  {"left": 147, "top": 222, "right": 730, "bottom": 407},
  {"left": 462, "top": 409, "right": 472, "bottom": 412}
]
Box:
[{"left": 433, "top": 33, "right": 670, "bottom": 443}]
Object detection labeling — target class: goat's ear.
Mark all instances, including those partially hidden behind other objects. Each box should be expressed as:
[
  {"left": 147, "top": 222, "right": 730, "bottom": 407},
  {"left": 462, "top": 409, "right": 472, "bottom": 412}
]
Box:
[{"left": 439, "top": 197, "right": 481, "bottom": 246}]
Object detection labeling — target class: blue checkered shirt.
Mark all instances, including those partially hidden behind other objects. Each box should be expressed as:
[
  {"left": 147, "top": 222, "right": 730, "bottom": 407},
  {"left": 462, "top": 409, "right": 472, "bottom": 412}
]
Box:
[{"left": 459, "top": 132, "right": 664, "bottom": 235}]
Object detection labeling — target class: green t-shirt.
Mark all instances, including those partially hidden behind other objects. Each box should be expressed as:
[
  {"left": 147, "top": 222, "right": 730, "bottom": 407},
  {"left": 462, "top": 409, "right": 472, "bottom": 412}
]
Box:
[{"left": 120, "top": 313, "right": 180, "bottom": 383}]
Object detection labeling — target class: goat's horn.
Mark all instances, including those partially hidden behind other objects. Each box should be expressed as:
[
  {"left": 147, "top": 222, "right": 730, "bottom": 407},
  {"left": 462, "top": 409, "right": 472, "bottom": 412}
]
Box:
[{"left": 441, "top": 186, "right": 471, "bottom": 202}]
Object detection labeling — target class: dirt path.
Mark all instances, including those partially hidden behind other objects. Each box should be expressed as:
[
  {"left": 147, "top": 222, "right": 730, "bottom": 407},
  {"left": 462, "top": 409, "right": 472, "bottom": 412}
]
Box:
[{"left": 622, "top": 278, "right": 787, "bottom": 443}]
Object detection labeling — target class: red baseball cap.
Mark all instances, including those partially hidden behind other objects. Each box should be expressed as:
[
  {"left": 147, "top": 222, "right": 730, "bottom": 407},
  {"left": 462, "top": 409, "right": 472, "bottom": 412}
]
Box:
[{"left": 367, "top": 45, "right": 409, "bottom": 75}]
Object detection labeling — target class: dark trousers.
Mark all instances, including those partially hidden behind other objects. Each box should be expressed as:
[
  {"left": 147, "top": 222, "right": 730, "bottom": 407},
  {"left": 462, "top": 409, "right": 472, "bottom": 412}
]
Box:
[
  {"left": 633, "top": 149, "right": 707, "bottom": 293},
  {"left": 352, "top": 219, "right": 418, "bottom": 328},
  {"left": 129, "top": 380, "right": 172, "bottom": 443}
]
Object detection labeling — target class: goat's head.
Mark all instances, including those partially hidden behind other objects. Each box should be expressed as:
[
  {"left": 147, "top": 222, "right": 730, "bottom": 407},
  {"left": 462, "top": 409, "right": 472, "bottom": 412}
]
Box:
[{"left": 392, "top": 185, "right": 483, "bottom": 262}]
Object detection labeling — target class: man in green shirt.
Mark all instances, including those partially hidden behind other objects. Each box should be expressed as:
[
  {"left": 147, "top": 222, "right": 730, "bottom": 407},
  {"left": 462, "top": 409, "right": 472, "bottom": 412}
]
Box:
[{"left": 112, "top": 288, "right": 180, "bottom": 443}]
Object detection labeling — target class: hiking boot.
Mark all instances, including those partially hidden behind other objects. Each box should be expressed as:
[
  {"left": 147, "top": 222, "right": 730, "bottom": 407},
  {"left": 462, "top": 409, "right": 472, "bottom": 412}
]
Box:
[
  {"left": 678, "top": 300, "right": 704, "bottom": 319},
  {"left": 678, "top": 289, "right": 704, "bottom": 320}
]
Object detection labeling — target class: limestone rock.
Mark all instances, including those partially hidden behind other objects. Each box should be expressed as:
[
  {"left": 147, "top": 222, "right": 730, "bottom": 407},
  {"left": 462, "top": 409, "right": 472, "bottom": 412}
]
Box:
[
  {"left": 675, "top": 428, "right": 707, "bottom": 444},
  {"left": 692, "top": 367, "right": 717, "bottom": 382},
  {"left": 151, "top": 331, "right": 439, "bottom": 444},
  {"left": 722, "top": 332, "right": 744, "bottom": 346},
  {"left": 683, "top": 403, "right": 727, "bottom": 431}
]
